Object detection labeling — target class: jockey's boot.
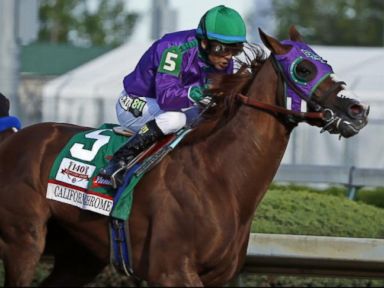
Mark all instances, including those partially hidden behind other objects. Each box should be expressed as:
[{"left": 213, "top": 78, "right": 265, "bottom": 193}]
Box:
[{"left": 100, "top": 119, "right": 164, "bottom": 188}]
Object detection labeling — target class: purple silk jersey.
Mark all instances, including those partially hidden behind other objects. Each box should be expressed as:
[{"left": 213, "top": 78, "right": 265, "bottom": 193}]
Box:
[{"left": 123, "top": 29, "right": 234, "bottom": 111}]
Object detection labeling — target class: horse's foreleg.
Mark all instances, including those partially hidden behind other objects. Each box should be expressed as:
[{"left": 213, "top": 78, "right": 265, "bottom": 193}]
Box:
[
  {"left": 0, "top": 184, "right": 51, "bottom": 287},
  {"left": 146, "top": 249, "right": 203, "bottom": 287},
  {"left": 2, "top": 222, "right": 47, "bottom": 286},
  {"left": 134, "top": 210, "right": 203, "bottom": 286},
  {"left": 40, "top": 239, "right": 106, "bottom": 287}
]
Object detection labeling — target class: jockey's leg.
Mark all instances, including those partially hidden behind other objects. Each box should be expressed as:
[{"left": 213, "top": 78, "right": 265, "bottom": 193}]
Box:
[
  {"left": 100, "top": 119, "right": 165, "bottom": 186},
  {"left": 100, "top": 112, "right": 187, "bottom": 188}
]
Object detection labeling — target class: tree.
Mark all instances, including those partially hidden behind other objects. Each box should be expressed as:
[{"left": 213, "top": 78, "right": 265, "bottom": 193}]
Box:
[
  {"left": 272, "top": 0, "right": 384, "bottom": 46},
  {"left": 38, "top": 0, "right": 139, "bottom": 47}
]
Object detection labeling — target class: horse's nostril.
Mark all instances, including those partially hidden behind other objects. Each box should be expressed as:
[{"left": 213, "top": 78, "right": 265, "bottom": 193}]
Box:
[{"left": 349, "top": 104, "right": 364, "bottom": 118}]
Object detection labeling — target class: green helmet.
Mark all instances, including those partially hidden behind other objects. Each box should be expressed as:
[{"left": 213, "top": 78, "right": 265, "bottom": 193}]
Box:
[{"left": 196, "top": 5, "right": 246, "bottom": 44}]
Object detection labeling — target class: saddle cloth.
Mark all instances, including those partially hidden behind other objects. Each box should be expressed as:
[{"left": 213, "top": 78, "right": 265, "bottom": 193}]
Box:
[{"left": 46, "top": 123, "right": 174, "bottom": 220}]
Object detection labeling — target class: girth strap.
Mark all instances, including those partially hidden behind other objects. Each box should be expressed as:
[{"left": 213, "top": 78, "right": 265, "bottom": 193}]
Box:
[{"left": 109, "top": 218, "right": 142, "bottom": 286}]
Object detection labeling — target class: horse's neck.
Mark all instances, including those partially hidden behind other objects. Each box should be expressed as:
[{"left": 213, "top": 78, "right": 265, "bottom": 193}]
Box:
[{"left": 198, "top": 61, "right": 291, "bottom": 222}]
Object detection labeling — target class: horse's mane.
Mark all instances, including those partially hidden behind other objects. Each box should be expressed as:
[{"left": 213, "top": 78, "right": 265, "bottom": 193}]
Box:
[{"left": 183, "top": 44, "right": 268, "bottom": 144}]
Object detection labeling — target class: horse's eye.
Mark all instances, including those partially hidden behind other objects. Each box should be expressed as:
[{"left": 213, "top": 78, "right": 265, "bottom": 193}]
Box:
[
  {"left": 297, "top": 66, "right": 310, "bottom": 75},
  {"left": 293, "top": 60, "right": 317, "bottom": 83}
]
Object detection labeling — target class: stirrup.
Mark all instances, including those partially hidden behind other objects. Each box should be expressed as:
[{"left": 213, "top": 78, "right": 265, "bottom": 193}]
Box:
[{"left": 110, "top": 165, "right": 127, "bottom": 189}]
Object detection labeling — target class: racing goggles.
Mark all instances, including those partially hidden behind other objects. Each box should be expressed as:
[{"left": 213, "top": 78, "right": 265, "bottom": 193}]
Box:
[{"left": 208, "top": 41, "right": 244, "bottom": 57}]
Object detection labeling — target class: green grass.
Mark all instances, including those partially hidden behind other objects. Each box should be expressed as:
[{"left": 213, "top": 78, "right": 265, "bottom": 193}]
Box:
[
  {"left": 252, "top": 185, "right": 384, "bottom": 238},
  {"left": 356, "top": 187, "right": 384, "bottom": 209}
]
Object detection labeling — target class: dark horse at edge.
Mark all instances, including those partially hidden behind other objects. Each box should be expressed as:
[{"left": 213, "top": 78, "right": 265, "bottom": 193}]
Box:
[{"left": 0, "top": 27, "right": 368, "bottom": 286}]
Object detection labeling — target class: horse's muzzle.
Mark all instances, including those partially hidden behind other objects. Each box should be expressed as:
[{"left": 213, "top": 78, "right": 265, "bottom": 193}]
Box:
[
  {"left": 339, "top": 103, "right": 370, "bottom": 138},
  {"left": 321, "top": 102, "right": 369, "bottom": 138}
]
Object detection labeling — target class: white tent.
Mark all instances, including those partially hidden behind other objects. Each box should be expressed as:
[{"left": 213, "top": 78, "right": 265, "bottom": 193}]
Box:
[
  {"left": 42, "top": 43, "right": 384, "bottom": 168},
  {"left": 42, "top": 41, "right": 153, "bottom": 127}
]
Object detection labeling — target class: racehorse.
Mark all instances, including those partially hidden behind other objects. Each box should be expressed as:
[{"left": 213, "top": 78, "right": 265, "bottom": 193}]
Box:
[{"left": 0, "top": 27, "right": 369, "bottom": 287}]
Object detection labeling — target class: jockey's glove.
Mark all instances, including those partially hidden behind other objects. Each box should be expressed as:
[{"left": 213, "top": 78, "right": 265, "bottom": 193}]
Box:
[
  {"left": 188, "top": 85, "right": 214, "bottom": 106},
  {"left": 199, "top": 96, "right": 213, "bottom": 106}
]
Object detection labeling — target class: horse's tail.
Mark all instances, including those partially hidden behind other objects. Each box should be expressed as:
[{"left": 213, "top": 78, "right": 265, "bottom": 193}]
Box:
[{"left": 0, "top": 93, "right": 22, "bottom": 142}]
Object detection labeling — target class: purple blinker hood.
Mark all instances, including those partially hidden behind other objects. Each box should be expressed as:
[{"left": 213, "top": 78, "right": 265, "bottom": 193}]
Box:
[{"left": 274, "top": 40, "right": 333, "bottom": 112}]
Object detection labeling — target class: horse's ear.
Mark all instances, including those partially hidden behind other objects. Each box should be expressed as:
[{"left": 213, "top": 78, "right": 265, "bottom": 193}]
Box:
[
  {"left": 289, "top": 25, "right": 304, "bottom": 42},
  {"left": 258, "top": 28, "right": 291, "bottom": 55}
]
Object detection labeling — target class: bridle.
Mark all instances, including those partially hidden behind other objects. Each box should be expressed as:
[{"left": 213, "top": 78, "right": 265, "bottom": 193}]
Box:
[
  {"left": 236, "top": 52, "right": 346, "bottom": 126},
  {"left": 236, "top": 93, "right": 324, "bottom": 122}
]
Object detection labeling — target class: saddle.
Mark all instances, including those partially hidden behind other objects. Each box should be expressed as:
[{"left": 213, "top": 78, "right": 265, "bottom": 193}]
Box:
[
  {"left": 112, "top": 126, "right": 135, "bottom": 137},
  {"left": 111, "top": 125, "right": 192, "bottom": 180}
]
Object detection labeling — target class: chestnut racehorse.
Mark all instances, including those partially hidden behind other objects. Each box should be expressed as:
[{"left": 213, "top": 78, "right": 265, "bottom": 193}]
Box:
[{"left": 0, "top": 27, "right": 368, "bottom": 286}]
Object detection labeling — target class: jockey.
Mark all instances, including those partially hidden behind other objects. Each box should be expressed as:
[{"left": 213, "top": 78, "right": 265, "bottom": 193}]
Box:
[
  {"left": 100, "top": 5, "right": 247, "bottom": 186},
  {"left": 0, "top": 93, "right": 21, "bottom": 131}
]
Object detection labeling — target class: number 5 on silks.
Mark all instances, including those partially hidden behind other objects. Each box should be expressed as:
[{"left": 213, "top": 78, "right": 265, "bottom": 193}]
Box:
[{"left": 158, "top": 48, "right": 182, "bottom": 77}]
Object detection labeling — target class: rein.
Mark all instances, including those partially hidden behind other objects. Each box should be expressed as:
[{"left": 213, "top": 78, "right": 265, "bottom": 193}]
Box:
[{"left": 236, "top": 93, "right": 324, "bottom": 122}]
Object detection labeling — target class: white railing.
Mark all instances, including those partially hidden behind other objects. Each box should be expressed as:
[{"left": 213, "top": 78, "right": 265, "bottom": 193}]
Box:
[
  {"left": 241, "top": 233, "right": 384, "bottom": 280},
  {"left": 273, "top": 164, "right": 384, "bottom": 199}
]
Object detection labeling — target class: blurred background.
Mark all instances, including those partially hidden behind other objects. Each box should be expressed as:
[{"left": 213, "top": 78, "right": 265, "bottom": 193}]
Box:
[{"left": 0, "top": 0, "right": 383, "bottom": 168}]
